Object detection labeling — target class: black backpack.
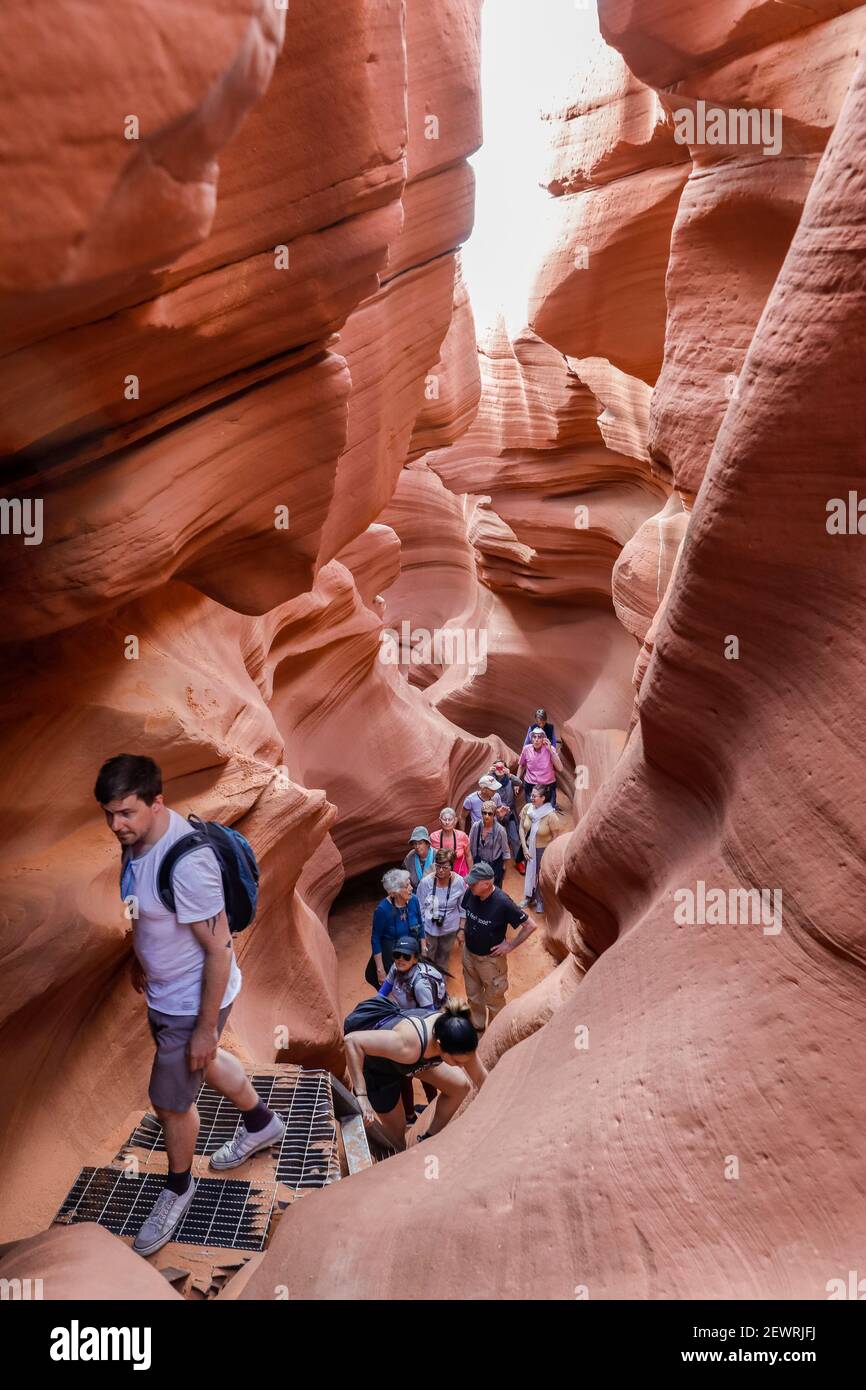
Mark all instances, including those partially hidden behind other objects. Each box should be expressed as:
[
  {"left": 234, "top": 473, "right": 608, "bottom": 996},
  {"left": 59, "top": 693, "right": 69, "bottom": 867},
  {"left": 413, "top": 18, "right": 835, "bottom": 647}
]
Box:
[
  {"left": 156, "top": 813, "right": 259, "bottom": 934},
  {"left": 344, "top": 996, "right": 402, "bottom": 1035}
]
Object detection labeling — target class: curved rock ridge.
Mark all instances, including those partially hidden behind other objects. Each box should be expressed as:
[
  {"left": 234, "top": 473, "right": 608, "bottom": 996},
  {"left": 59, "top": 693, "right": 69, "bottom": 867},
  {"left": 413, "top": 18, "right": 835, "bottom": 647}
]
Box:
[
  {"left": 598, "top": 0, "right": 863, "bottom": 88},
  {"left": 528, "top": 40, "right": 690, "bottom": 386},
  {"left": 612, "top": 491, "right": 688, "bottom": 644},
  {"left": 423, "top": 323, "right": 666, "bottom": 603},
  {"left": 3, "top": 347, "right": 353, "bottom": 639},
  {"left": 646, "top": 4, "right": 866, "bottom": 499},
  {"left": 0, "top": 1, "right": 285, "bottom": 325},
  {"left": 528, "top": 161, "right": 688, "bottom": 384},
  {"left": 408, "top": 262, "right": 482, "bottom": 458},
  {"left": 543, "top": 34, "right": 687, "bottom": 194},
  {"left": 0, "top": 1223, "right": 183, "bottom": 1301}
]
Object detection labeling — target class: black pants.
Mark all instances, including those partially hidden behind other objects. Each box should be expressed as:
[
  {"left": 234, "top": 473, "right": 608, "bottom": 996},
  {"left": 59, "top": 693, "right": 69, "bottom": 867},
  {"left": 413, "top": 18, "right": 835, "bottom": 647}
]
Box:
[{"left": 477, "top": 857, "right": 505, "bottom": 888}]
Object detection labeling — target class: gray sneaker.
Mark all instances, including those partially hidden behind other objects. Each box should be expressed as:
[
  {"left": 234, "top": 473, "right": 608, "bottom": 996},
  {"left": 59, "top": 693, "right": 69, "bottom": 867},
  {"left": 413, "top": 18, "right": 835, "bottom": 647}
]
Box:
[
  {"left": 132, "top": 1179, "right": 197, "bottom": 1256},
  {"left": 209, "top": 1112, "right": 285, "bottom": 1170}
]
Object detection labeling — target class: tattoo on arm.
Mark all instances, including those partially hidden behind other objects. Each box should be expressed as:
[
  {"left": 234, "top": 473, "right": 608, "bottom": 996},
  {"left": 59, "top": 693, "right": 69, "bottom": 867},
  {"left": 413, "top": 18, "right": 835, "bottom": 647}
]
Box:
[{"left": 205, "top": 915, "right": 219, "bottom": 936}]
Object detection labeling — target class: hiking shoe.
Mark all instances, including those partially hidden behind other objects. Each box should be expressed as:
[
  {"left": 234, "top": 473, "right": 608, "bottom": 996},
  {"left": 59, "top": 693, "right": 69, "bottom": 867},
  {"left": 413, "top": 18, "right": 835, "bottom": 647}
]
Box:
[
  {"left": 132, "top": 1179, "right": 197, "bottom": 1256},
  {"left": 209, "top": 1112, "right": 285, "bottom": 1170}
]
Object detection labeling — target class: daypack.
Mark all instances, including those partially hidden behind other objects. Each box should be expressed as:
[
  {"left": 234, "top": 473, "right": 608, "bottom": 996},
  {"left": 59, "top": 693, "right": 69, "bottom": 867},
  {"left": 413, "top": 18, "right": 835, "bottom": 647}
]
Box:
[
  {"left": 344, "top": 995, "right": 402, "bottom": 1035},
  {"left": 414, "top": 960, "right": 448, "bottom": 1008},
  {"left": 156, "top": 813, "right": 259, "bottom": 934}
]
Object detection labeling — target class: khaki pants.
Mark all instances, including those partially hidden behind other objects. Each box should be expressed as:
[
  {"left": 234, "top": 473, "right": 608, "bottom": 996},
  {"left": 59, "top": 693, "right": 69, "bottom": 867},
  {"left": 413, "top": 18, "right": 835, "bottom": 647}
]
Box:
[{"left": 462, "top": 946, "right": 509, "bottom": 1032}]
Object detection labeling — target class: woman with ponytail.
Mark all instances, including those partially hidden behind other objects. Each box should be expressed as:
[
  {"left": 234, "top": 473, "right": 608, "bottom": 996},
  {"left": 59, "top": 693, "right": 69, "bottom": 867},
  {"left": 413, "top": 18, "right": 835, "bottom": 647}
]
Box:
[{"left": 344, "top": 997, "right": 487, "bottom": 1150}]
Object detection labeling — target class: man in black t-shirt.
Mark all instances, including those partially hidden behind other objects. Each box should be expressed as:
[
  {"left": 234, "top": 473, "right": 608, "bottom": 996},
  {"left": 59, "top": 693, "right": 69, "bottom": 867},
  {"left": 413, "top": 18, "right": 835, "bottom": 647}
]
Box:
[{"left": 459, "top": 862, "right": 535, "bottom": 1033}]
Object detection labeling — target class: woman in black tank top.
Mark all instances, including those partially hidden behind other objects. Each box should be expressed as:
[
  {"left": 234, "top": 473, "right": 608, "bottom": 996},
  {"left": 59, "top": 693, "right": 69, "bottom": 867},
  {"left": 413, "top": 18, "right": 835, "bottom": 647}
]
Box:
[{"left": 344, "top": 1000, "right": 488, "bottom": 1151}]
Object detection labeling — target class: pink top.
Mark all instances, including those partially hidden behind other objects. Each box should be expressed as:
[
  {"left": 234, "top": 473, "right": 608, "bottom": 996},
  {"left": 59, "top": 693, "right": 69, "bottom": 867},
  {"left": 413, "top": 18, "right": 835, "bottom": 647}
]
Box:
[
  {"left": 518, "top": 743, "right": 556, "bottom": 784},
  {"left": 431, "top": 828, "right": 471, "bottom": 860}
]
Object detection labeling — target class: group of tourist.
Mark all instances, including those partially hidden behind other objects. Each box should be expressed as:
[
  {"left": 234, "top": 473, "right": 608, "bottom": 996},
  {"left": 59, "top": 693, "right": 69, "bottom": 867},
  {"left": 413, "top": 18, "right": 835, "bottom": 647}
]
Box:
[
  {"left": 350, "top": 708, "right": 564, "bottom": 1148},
  {"left": 90, "top": 706, "right": 566, "bottom": 1256}
]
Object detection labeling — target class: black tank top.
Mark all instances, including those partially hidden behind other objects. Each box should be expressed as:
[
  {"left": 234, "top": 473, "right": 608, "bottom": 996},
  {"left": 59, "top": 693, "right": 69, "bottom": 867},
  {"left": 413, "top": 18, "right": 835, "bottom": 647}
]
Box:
[{"left": 371, "top": 1009, "right": 442, "bottom": 1077}]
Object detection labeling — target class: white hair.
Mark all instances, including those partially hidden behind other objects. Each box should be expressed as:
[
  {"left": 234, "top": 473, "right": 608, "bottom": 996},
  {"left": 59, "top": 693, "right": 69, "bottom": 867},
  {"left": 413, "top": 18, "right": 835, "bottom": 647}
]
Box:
[
  {"left": 383, "top": 868, "right": 411, "bottom": 895},
  {"left": 530, "top": 726, "right": 545, "bottom": 736},
  {"left": 440, "top": 807, "right": 456, "bottom": 819}
]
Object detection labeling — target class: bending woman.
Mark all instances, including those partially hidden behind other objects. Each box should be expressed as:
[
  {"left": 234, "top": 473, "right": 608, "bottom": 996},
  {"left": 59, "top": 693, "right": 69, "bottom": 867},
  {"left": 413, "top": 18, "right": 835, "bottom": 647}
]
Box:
[{"left": 344, "top": 998, "right": 487, "bottom": 1151}]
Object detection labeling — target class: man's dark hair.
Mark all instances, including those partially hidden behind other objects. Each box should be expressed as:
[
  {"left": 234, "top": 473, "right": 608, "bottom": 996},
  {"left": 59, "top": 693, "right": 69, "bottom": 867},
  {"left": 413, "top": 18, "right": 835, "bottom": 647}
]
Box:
[{"left": 94, "top": 755, "right": 162, "bottom": 806}]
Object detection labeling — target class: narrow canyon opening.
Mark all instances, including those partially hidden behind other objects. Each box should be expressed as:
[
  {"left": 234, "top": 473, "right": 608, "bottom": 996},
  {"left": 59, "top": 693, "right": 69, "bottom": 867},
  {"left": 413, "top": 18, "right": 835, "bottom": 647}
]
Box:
[{"left": 1, "top": 0, "right": 865, "bottom": 1316}]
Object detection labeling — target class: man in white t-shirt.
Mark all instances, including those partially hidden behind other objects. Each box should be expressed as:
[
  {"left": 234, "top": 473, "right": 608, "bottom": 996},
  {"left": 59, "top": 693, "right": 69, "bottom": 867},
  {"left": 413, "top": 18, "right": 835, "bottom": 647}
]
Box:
[{"left": 95, "top": 754, "right": 284, "bottom": 1257}]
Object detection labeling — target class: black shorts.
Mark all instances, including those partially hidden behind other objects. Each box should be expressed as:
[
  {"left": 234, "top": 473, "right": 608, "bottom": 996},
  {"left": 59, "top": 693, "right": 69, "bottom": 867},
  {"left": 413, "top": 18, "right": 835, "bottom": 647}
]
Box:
[{"left": 363, "top": 1057, "right": 404, "bottom": 1116}]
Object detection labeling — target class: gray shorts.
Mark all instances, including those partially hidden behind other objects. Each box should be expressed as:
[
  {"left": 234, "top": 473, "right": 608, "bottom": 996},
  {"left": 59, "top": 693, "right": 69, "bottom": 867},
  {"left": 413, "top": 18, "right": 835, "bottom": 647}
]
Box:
[{"left": 146, "top": 1003, "right": 233, "bottom": 1113}]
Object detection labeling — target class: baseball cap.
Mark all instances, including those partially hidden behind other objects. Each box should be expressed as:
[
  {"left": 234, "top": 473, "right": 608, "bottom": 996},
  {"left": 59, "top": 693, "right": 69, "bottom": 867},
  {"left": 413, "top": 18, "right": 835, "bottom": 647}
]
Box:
[
  {"left": 479, "top": 775, "right": 502, "bottom": 791},
  {"left": 466, "top": 862, "right": 495, "bottom": 884},
  {"left": 394, "top": 935, "right": 420, "bottom": 955}
]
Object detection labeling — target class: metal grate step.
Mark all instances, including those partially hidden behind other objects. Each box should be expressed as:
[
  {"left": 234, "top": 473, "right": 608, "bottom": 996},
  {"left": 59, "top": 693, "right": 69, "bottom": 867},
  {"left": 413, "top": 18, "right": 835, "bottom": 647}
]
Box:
[
  {"left": 55, "top": 1168, "right": 276, "bottom": 1252},
  {"left": 54, "top": 1066, "right": 344, "bottom": 1254},
  {"left": 125, "top": 1068, "right": 341, "bottom": 1188}
]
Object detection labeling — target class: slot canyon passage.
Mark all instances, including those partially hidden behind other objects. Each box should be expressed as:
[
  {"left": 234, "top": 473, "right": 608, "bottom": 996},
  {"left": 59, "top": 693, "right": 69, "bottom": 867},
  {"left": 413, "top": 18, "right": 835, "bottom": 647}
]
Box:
[{"left": 1, "top": 0, "right": 866, "bottom": 1304}]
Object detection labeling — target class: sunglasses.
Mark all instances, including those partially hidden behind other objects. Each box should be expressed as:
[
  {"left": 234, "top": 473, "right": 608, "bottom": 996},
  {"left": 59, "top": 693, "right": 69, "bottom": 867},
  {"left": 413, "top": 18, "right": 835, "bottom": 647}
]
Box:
[
  {"left": 482, "top": 812, "right": 494, "bottom": 818},
  {"left": 392, "top": 951, "right": 415, "bottom": 961}
]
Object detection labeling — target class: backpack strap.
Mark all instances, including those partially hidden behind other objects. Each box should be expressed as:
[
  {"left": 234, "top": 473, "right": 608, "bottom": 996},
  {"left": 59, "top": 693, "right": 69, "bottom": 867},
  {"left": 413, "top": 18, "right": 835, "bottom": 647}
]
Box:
[
  {"left": 405, "top": 1014, "right": 428, "bottom": 1064},
  {"left": 156, "top": 821, "right": 210, "bottom": 912}
]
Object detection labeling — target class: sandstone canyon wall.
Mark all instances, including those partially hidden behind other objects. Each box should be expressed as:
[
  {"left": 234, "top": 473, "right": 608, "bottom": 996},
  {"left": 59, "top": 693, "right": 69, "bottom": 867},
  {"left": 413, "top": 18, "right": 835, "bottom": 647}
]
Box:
[{"left": 1, "top": 0, "right": 864, "bottom": 1302}]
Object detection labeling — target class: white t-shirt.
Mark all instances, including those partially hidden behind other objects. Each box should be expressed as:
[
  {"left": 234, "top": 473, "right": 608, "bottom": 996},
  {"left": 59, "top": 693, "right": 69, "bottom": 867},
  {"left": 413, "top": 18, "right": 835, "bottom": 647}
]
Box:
[
  {"left": 123, "top": 809, "right": 242, "bottom": 1016},
  {"left": 416, "top": 872, "right": 466, "bottom": 936}
]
